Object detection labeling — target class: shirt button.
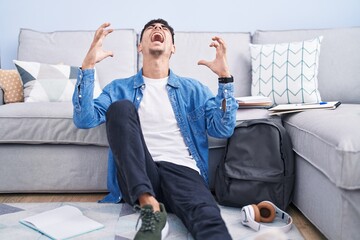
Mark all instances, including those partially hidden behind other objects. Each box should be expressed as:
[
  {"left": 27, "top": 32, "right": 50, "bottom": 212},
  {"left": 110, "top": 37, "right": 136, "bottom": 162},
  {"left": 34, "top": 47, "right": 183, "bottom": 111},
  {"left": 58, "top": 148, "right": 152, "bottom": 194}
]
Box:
[
  {"left": 79, "top": 95, "right": 82, "bottom": 98},
  {"left": 141, "top": 85, "right": 145, "bottom": 90},
  {"left": 224, "top": 89, "right": 228, "bottom": 93},
  {"left": 137, "top": 97, "right": 140, "bottom": 101}
]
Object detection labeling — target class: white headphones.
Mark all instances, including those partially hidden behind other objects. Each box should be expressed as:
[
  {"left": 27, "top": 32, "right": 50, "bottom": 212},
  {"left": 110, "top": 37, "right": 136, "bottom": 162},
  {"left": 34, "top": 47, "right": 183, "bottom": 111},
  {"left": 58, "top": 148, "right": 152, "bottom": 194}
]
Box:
[{"left": 240, "top": 201, "right": 293, "bottom": 233}]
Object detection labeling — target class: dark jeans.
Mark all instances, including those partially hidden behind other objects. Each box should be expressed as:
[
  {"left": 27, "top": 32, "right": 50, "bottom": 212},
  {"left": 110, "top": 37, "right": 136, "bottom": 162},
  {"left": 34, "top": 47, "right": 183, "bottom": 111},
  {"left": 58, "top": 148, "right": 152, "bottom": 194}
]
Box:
[{"left": 106, "top": 100, "right": 232, "bottom": 240}]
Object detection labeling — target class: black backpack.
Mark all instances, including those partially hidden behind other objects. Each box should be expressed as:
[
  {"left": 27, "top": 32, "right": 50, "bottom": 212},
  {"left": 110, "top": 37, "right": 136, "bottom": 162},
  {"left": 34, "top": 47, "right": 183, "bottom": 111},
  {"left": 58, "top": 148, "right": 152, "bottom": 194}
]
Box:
[{"left": 214, "top": 118, "right": 295, "bottom": 210}]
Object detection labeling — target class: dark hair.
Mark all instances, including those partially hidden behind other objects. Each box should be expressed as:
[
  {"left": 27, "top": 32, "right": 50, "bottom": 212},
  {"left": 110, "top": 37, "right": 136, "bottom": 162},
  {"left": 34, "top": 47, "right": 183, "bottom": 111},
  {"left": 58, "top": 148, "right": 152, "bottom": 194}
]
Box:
[{"left": 140, "top": 18, "right": 175, "bottom": 44}]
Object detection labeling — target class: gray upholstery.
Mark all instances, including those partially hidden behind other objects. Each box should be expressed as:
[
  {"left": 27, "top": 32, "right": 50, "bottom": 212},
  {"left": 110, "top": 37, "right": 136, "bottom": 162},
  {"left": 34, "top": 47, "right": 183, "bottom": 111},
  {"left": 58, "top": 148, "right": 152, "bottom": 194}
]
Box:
[
  {"left": 0, "top": 28, "right": 137, "bottom": 193},
  {"left": 0, "top": 102, "right": 108, "bottom": 146},
  {"left": 283, "top": 104, "right": 360, "bottom": 238},
  {"left": 293, "top": 155, "right": 360, "bottom": 240},
  {"left": 169, "top": 32, "right": 252, "bottom": 96},
  {"left": 0, "top": 144, "right": 108, "bottom": 192},
  {"left": 283, "top": 105, "right": 360, "bottom": 189},
  {"left": 18, "top": 29, "right": 138, "bottom": 87}
]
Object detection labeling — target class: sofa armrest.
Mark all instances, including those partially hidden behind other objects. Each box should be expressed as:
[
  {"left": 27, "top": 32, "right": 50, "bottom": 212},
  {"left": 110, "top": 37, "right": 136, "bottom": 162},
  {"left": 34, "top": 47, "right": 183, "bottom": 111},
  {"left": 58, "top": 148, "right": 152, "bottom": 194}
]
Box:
[{"left": 0, "top": 87, "right": 4, "bottom": 105}]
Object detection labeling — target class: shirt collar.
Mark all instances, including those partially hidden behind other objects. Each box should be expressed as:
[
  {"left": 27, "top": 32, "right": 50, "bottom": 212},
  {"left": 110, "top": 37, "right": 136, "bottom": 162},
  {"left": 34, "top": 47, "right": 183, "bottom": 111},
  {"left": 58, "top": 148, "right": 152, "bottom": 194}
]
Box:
[{"left": 133, "top": 69, "right": 179, "bottom": 89}]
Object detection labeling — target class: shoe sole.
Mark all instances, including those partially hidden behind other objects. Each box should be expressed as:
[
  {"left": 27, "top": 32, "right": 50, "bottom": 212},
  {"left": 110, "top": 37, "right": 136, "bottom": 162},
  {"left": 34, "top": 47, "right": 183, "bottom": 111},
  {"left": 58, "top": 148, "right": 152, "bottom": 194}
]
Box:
[{"left": 161, "top": 221, "right": 169, "bottom": 240}]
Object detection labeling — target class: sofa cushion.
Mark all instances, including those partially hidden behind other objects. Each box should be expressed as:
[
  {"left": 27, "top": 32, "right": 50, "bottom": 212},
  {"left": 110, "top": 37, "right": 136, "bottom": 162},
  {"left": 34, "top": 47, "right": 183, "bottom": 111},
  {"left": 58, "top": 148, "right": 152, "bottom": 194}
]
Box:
[
  {"left": 17, "top": 28, "right": 138, "bottom": 88},
  {"left": 282, "top": 104, "right": 360, "bottom": 190},
  {"left": 250, "top": 37, "right": 323, "bottom": 104},
  {"left": 252, "top": 27, "right": 360, "bottom": 104},
  {"left": 14, "top": 60, "right": 101, "bottom": 102},
  {"left": 0, "top": 102, "right": 108, "bottom": 146},
  {"left": 148, "top": 31, "right": 252, "bottom": 97},
  {"left": 0, "top": 70, "right": 24, "bottom": 104}
]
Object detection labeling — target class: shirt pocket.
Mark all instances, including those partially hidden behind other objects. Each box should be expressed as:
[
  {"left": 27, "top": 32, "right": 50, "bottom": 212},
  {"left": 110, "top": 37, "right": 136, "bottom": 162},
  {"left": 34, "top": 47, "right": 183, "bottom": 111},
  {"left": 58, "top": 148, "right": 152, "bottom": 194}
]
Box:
[{"left": 187, "top": 106, "right": 206, "bottom": 136}]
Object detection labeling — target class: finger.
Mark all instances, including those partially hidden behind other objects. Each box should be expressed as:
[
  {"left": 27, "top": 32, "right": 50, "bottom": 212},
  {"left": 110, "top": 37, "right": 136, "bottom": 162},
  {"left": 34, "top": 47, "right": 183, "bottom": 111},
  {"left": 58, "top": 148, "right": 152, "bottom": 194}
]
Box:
[
  {"left": 97, "top": 50, "right": 114, "bottom": 63},
  {"left": 95, "top": 23, "right": 112, "bottom": 36},
  {"left": 197, "top": 59, "right": 210, "bottom": 66},
  {"left": 212, "top": 36, "right": 225, "bottom": 44},
  {"left": 104, "top": 50, "right": 114, "bottom": 58},
  {"left": 210, "top": 42, "right": 220, "bottom": 48},
  {"left": 96, "top": 23, "right": 109, "bottom": 35},
  {"left": 103, "top": 28, "right": 114, "bottom": 37},
  {"left": 212, "top": 36, "right": 226, "bottom": 48},
  {"left": 94, "top": 28, "right": 113, "bottom": 45},
  {"left": 100, "top": 22, "right": 111, "bottom": 29},
  {"left": 212, "top": 36, "right": 227, "bottom": 49}
]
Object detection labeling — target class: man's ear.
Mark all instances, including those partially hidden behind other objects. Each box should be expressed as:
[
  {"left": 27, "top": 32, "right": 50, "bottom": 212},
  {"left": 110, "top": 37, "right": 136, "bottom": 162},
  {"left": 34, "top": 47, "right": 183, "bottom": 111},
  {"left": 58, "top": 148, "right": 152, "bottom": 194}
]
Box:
[
  {"left": 137, "top": 43, "right": 143, "bottom": 53},
  {"left": 169, "top": 45, "right": 176, "bottom": 59}
]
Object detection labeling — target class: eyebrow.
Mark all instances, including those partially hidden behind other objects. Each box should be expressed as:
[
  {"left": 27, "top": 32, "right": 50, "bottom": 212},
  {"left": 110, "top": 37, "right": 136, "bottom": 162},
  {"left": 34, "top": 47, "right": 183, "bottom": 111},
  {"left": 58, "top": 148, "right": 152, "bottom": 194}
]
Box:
[{"left": 148, "top": 24, "right": 168, "bottom": 28}]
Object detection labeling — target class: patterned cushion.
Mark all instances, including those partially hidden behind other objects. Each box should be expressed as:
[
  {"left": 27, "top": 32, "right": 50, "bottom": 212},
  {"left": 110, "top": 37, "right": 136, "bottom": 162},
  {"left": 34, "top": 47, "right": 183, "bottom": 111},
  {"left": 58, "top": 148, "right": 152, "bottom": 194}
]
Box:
[
  {"left": 14, "top": 60, "right": 101, "bottom": 102},
  {"left": 250, "top": 37, "right": 323, "bottom": 104},
  {"left": 0, "top": 69, "right": 24, "bottom": 103}
]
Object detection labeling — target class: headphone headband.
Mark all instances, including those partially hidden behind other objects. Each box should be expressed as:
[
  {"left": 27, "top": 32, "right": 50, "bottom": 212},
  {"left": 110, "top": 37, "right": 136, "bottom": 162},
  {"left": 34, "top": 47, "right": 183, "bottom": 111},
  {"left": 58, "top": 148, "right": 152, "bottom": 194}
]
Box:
[{"left": 240, "top": 201, "right": 293, "bottom": 233}]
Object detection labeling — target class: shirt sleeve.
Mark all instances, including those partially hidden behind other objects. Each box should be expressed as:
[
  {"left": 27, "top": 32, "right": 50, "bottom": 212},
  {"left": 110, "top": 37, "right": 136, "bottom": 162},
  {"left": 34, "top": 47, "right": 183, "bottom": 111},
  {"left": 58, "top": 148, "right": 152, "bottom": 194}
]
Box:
[
  {"left": 72, "top": 68, "right": 111, "bottom": 129},
  {"left": 205, "top": 82, "right": 238, "bottom": 138}
]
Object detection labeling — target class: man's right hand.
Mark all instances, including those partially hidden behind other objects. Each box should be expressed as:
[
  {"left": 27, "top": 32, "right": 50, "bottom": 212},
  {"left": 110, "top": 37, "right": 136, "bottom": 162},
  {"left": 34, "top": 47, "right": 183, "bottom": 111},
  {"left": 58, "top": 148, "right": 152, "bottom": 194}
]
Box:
[{"left": 82, "top": 23, "right": 114, "bottom": 69}]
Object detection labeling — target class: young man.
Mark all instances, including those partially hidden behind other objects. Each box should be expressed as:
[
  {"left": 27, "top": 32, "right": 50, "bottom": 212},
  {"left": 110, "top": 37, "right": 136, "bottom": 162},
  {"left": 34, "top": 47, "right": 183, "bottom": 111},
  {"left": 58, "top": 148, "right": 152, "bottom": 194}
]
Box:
[{"left": 73, "top": 19, "right": 237, "bottom": 240}]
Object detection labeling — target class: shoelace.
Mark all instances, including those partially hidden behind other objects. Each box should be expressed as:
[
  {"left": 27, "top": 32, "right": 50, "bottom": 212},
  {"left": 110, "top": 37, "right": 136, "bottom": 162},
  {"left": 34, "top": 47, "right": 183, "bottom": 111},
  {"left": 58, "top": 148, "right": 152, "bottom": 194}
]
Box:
[{"left": 135, "top": 206, "right": 161, "bottom": 232}]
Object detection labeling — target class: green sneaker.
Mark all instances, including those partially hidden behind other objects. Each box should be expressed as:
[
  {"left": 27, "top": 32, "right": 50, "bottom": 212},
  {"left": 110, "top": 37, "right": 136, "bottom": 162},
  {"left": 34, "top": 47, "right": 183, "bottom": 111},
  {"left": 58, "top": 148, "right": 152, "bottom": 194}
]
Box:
[{"left": 134, "top": 203, "right": 169, "bottom": 240}]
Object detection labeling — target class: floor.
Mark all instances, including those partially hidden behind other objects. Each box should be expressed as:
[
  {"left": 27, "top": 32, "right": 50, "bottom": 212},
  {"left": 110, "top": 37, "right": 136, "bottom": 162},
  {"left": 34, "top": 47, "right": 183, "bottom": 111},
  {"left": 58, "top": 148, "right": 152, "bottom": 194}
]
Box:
[{"left": 0, "top": 193, "right": 326, "bottom": 240}]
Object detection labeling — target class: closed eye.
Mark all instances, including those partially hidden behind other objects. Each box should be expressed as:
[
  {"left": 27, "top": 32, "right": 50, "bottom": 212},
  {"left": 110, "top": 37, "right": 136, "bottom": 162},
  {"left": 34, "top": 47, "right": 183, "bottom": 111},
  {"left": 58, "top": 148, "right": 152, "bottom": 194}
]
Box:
[
  {"left": 146, "top": 24, "right": 169, "bottom": 31},
  {"left": 146, "top": 25, "right": 155, "bottom": 30}
]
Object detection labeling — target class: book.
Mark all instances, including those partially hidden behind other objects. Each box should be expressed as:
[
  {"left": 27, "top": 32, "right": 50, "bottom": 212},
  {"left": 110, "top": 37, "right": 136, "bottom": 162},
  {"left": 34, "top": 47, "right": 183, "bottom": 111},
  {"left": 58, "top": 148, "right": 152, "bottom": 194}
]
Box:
[
  {"left": 20, "top": 205, "right": 104, "bottom": 240},
  {"left": 235, "top": 96, "right": 273, "bottom": 109},
  {"left": 268, "top": 101, "right": 341, "bottom": 115}
]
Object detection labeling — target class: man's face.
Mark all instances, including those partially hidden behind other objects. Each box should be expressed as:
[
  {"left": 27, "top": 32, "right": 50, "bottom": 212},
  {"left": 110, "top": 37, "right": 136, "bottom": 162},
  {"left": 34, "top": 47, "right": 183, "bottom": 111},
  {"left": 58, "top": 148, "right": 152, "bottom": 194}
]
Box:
[{"left": 138, "top": 22, "right": 175, "bottom": 58}]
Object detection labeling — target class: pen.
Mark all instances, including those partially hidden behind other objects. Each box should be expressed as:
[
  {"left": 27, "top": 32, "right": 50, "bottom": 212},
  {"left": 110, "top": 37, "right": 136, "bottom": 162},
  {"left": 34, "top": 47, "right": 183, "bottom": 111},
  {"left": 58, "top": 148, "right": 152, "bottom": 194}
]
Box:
[{"left": 296, "top": 102, "right": 327, "bottom": 106}]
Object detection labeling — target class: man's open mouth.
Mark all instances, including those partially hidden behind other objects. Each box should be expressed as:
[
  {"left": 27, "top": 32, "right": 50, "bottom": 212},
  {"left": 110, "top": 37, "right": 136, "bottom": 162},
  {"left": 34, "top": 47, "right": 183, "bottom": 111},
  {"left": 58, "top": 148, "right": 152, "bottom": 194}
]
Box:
[{"left": 151, "top": 32, "right": 164, "bottom": 43}]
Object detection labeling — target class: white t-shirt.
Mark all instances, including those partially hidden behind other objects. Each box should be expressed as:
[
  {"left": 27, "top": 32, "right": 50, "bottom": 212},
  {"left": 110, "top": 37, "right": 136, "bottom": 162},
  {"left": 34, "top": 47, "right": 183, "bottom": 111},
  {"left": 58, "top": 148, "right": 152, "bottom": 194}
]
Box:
[{"left": 138, "top": 76, "right": 200, "bottom": 173}]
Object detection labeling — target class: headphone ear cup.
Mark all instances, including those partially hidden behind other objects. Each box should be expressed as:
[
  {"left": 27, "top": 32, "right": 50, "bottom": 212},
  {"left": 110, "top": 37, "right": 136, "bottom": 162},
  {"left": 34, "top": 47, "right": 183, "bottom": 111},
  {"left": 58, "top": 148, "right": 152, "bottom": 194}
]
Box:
[
  {"left": 251, "top": 204, "right": 261, "bottom": 222},
  {"left": 257, "top": 201, "right": 276, "bottom": 223}
]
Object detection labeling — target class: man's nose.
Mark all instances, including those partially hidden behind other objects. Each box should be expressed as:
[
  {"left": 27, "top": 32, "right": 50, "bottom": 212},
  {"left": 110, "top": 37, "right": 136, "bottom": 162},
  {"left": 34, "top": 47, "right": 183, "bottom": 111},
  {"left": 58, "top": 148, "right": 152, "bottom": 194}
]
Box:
[{"left": 154, "top": 25, "right": 162, "bottom": 30}]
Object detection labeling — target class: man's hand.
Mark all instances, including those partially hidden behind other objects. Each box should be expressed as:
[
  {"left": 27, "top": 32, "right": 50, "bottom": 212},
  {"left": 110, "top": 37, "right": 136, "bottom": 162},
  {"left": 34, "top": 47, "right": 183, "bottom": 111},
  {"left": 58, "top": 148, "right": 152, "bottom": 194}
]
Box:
[
  {"left": 82, "top": 23, "right": 114, "bottom": 69},
  {"left": 198, "top": 36, "right": 231, "bottom": 78}
]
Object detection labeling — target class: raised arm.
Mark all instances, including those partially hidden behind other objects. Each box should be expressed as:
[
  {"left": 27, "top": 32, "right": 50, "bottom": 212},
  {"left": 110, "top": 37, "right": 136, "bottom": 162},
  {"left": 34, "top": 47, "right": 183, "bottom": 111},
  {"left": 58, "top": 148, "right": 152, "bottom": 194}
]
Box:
[
  {"left": 82, "top": 23, "right": 114, "bottom": 69},
  {"left": 72, "top": 23, "right": 114, "bottom": 129},
  {"left": 198, "top": 36, "right": 237, "bottom": 138}
]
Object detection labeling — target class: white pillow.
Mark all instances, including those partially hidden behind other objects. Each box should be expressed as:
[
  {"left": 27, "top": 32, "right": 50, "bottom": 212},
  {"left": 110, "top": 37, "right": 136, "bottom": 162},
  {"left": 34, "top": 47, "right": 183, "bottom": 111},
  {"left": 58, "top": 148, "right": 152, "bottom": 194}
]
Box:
[
  {"left": 250, "top": 37, "right": 323, "bottom": 104},
  {"left": 14, "top": 60, "right": 102, "bottom": 102}
]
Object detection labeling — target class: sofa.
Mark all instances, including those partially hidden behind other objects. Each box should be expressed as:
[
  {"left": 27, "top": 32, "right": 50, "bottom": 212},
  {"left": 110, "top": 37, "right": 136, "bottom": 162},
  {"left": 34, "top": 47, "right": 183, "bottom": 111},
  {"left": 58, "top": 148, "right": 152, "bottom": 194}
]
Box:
[{"left": 0, "top": 26, "right": 359, "bottom": 239}]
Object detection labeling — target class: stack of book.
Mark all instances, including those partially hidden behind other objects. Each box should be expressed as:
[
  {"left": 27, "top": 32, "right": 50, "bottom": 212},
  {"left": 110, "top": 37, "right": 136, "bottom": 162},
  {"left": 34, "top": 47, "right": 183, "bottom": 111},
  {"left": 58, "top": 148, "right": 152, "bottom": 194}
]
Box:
[{"left": 235, "top": 96, "right": 273, "bottom": 109}]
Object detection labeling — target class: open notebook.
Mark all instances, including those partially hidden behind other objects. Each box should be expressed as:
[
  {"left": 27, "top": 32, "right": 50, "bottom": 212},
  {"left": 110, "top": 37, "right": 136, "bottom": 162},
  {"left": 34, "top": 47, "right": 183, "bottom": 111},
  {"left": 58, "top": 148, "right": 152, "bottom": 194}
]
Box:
[{"left": 20, "top": 205, "right": 104, "bottom": 239}]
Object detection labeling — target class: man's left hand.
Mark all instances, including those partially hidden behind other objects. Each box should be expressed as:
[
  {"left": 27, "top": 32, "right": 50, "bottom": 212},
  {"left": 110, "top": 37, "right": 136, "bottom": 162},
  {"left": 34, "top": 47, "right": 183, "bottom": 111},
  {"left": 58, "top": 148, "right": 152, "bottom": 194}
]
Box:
[{"left": 198, "top": 36, "right": 231, "bottom": 78}]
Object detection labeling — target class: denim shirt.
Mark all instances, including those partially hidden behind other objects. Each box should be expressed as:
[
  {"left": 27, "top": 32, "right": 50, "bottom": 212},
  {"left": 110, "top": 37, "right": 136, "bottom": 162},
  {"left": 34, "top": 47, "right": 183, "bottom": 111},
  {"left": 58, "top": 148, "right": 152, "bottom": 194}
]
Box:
[{"left": 72, "top": 68, "right": 238, "bottom": 203}]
